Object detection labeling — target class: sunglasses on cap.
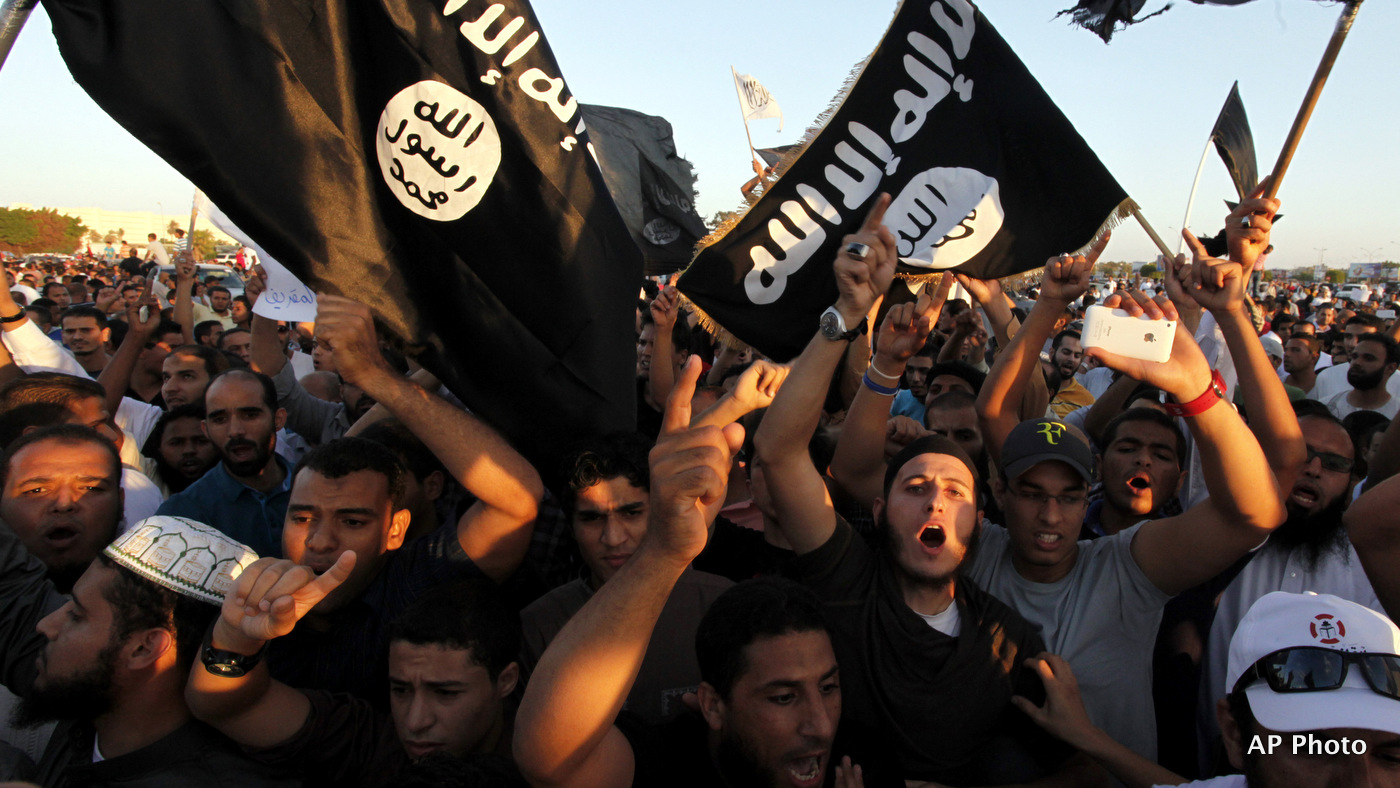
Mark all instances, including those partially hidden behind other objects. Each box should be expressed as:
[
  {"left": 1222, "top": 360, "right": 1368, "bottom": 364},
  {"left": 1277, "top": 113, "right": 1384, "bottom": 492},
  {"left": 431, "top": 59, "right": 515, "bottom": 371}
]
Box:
[{"left": 1233, "top": 646, "right": 1400, "bottom": 702}]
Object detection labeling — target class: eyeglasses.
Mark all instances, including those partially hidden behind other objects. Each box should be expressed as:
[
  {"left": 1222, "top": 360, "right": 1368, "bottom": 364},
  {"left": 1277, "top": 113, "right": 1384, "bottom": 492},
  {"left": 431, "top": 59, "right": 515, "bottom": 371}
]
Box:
[
  {"left": 1305, "top": 447, "right": 1354, "bottom": 474},
  {"left": 1233, "top": 646, "right": 1400, "bottom": 702},
  {"left": 1008, "top": 487, "right": 1088, "bottom": 509}
]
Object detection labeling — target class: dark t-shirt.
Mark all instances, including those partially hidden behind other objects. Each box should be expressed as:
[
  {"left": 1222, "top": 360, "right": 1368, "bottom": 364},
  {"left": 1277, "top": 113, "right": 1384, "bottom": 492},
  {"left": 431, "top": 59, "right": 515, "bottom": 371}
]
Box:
[
  {"left": 622, "top": 711, "right": 901, "bottom": 788},
  {"left": 635, "top": 377, "right": 663, "bottom": 440},
  {"left": 787, "top": 516, "right": 1074, "bottom": 785},
  {"left": 692, "top": 515, "right": 792, "bottom": 582}
]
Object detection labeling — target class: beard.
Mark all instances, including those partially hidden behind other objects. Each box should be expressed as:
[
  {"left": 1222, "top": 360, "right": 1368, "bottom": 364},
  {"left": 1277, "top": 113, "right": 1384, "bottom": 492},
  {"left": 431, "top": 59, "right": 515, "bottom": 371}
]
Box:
[
  {"left": 1275, "top": 494, "right": 1349, "bottom": 571},
  {"left": 12, "top": 642, "right": 118, "bottom": 728},
  {"left": 1347, "top": 364, "right": 1385, "bottom": 391},
  {"left": 714, "top": 721, "right": 828, "bottom": 788},
  {"left": 221, "top": 437, "right": 273, "bottom": 477},
  {"left": 878, "top": 509, "right": 981, "bottom": 593}
]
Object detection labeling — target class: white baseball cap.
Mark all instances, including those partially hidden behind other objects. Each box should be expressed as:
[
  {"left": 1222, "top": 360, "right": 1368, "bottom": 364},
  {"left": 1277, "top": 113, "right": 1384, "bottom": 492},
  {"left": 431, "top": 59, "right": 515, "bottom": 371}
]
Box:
[{"left": 1227, "top": 591, "right": 1400, "bottom": 736}]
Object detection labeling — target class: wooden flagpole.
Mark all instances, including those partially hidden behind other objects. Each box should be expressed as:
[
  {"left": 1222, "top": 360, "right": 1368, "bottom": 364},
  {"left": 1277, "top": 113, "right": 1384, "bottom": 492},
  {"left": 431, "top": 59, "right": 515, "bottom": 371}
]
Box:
[
  {"left": 0, "top": 0, "right": 37, "bottom": 74},
  {"left": 1263, "top": 0, "right": 1363, "bottom": 199},
  {"left": 186, "top": 190, "right": 201, "bottom": 260},
  {"left": 730, "top": 66, "right": 761, "bottom": 168}
]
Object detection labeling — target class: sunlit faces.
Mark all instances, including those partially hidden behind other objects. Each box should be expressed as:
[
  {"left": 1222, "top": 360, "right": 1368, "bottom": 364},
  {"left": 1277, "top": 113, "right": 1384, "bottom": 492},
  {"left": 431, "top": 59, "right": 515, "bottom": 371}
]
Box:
[
  {"left": 158, "top": 416, "right": 219, "bottom": 484},
  {"left": 571, "top": 476, "right": 648, "bottom": 589},
  {"left": 873, "top": 454, "right": 981, "bottom": 591},
  {"left": 1283, "top": 338, "right": 1319, "bottom": 376},
  {"left": 0, "top": 439, "right": 122, "bottom": 585},
  {"left": 388, "top": 642, "right": 517, "bottom": 762},
  {"left": 1288, "top": 418, "right": 1356, "bottom": 518},
  {"left": 903, "top": 357, "right": 934, "bottom": 400},
  {"left": 161, "top": 352, "right": 212, "bottom": 409},
  {"left": 209, "top": 289, "right": 231, "bottom": 313},
  {"left": 202, "top": 375, "right": 284, "bottom": 477},
  {"left": 219, "top": 331, "right": 252, "bottom": 365},
  {"left": 1098, "top": 419, "right": 1182, "bottom": 519},
  {"left": 61, "top": 316, "right": 108, "bottom": 356},
  {"left": 1346, "top": 338, "right": 1396, "bottom": 392},
  {"left": 1052, "top": 336, "right": 1083, "bottom": 380},
  {"left": 702, "top": 630, "right": 840, "bottom": 788},
  {"left": 283, "top": 468, "right": 409, "bottom": 615},
  {"left": 998, "top": 461, "right": 1089, "bottom": 581}
]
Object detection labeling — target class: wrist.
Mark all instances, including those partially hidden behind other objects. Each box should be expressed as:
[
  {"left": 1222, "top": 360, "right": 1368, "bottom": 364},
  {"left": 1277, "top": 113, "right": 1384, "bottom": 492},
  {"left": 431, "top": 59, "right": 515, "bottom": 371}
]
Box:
[
  {"left": 350, "top": 365, "right": 404, "bottom": 401},
  {"left": 212, "top": 618, "right": 266, "bottom": 655},
  {"left": 832, "top": 299, "right": 868, "bottom": 326}
]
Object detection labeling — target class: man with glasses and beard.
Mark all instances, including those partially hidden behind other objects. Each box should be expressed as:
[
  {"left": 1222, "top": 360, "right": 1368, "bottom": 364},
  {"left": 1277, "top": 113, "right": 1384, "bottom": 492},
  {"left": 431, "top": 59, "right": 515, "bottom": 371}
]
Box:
[
  {"left": 1198, "top": 405, "right": 1386, "bottom": 771},
  {"left": 155, "top": 368, "right": 290, "bottom": 557}
]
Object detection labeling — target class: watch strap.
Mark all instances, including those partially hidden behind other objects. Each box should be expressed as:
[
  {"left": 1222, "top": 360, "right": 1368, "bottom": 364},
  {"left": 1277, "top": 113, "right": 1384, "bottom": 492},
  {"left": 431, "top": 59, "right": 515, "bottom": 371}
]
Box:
[
  {"left": 0, "top": 307, "right": 26, "bottom": 324},
  {"left": 200, "top": 622, "right": 267, "bottom": 678},
  {"left": 1162, "top": 370, "right": 1227, "bottom": 418}
]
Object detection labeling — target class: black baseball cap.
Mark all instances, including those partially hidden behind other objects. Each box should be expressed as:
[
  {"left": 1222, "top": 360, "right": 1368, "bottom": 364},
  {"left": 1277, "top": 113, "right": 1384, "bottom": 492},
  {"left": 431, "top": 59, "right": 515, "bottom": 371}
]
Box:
[{"left": 1000, "top": 419, "right": 1094, "bottom": 482}]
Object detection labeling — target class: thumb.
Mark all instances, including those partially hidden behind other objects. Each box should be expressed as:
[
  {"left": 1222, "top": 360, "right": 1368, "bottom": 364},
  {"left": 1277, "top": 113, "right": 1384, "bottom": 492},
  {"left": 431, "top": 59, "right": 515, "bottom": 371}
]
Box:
[
  {"left": 307, "top": 550, "right": 357, "bottom": 599},
  {"left": 1009, "top": 695, "right": 1042, "bottom": 720}
]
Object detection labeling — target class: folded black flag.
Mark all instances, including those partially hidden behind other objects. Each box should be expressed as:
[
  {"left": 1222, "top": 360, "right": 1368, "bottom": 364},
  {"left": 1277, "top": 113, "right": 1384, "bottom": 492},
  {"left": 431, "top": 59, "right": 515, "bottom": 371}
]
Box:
[
  {"left": 679, "top": 0, "right": 1131, "bottom": 361},
  {"left": 42, "top": 0, "right": 642, "bottom": 470},
  {"left": 581, "top": 104, "right": 706, "bottom": 277},
  {"left": 757, "top": 145, "right": 799, "bottom": 169},
  {"left": 1055, "top": 0, "right": 1171, "bottom": 44},
  {"left": 1211, "top": 82, "right": 1258, "bottom": 199}
]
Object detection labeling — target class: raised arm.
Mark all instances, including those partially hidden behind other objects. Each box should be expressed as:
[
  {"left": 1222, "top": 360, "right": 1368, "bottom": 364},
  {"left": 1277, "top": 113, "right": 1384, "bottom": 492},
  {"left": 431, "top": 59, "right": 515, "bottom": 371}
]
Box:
[
  {"left": 691, "top": 358, "right": 789, "bottom": 431},
  {"left": 645, "top": 286, "right": 681, "bottom": 410},
  {"left": 1085, "top": 293, "right": 1286, "bottom": 596},
  {"left": 978, "top": 241, "right": 1105, "bottom": 467},
  {"left": 515, "top": 358, "right": 741, "bottom": 788},
  {"left": 1347, "top": 474, "right": 1400, "bottom": 621},
  {"left": 1182, "top": 201, "right": 1305, "bottom": 500},
  {"left": 315, "top": 295, "right": 543, "bottom": 583},
  {"left": 829, "top": 281, "right": 943, "bottom": 509},
  {"left": 753, "top": 195, "right": 897, "bottom": 554},
  {"left": 96, "top": 275, "right": 159, "bottom": 417},
  {"left": 172, "top": 255, "right": 197, "bottom": 346},
  {"left": 185, "top": 553, "right": 355, "bottom": 747}
]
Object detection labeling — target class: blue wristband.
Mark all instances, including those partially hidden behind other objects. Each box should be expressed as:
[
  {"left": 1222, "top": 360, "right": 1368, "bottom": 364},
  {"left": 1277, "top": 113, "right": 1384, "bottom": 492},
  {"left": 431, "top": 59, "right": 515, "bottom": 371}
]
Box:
[{"left": 862, "top": 371, "right": 899, "bottom": 396}]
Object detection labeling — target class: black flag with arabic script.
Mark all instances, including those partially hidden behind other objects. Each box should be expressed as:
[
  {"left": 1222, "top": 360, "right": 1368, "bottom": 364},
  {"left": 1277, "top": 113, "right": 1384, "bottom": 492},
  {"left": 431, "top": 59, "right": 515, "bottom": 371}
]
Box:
[
  {"left": 41, "top": 0, "right": 642, "bottom": 471},
  {"left": 679, "top": 0, "right": 1131, "bottom": 361}
]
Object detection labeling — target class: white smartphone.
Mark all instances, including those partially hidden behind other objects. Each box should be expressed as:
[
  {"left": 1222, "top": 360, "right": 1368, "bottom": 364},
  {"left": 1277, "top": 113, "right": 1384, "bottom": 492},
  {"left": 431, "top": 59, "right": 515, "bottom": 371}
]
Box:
[{"left": 1081, "top": 305, "right": 1176, "bottom": 363}]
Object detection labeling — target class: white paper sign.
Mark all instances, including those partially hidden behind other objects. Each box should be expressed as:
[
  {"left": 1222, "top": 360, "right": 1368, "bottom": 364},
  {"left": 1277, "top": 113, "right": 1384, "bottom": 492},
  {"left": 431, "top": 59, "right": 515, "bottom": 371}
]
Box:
[{"left": 193, "top": 192, "right": 318, "bottom": 322}]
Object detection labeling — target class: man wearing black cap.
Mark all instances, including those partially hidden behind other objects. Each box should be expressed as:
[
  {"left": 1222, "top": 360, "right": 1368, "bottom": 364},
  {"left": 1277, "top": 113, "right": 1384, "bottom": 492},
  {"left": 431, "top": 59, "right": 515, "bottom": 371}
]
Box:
[
  {"left": 754, "top": 196, "right": 1095, "bottom": 785},
  {"left": 970, "top": 241, "right": 1289, "bottom": 765}
]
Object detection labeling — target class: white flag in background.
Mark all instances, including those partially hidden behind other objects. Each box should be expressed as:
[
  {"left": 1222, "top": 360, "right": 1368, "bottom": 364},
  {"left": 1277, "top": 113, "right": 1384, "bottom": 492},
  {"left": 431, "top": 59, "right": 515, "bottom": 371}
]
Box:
[
  {"left": 733, "top": 70, "right": 783, "bottom": 132},
  {"left": 193, "top": 191, "right": 318, "bottom": 322}
]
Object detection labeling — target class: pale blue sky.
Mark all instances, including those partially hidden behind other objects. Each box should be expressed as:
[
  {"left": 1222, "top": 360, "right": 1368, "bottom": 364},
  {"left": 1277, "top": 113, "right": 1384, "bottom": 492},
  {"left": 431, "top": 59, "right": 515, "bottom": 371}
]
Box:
[{"left": 1, "top": 0, "right": 1394, "bottom": 270}]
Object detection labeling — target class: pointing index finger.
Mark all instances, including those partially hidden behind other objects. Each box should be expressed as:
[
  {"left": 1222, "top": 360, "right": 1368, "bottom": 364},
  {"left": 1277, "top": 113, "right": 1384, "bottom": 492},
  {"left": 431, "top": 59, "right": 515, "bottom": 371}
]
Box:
[
  {"left": 661, "top": 356, "right": 703, "bottom": 436},
  {"left": 860, "top": 193, "right": 893, "bottom": 235}
]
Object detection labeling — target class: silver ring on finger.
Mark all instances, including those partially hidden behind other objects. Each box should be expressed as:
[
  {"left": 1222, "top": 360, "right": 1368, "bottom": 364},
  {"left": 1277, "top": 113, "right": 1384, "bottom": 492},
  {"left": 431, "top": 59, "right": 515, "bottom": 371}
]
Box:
[
  {"left": 1240, "top": 215, "right": 1253, "bottom": 229},
  {"left": 845, "top": 242, "right": 872, "bottom": 261}
]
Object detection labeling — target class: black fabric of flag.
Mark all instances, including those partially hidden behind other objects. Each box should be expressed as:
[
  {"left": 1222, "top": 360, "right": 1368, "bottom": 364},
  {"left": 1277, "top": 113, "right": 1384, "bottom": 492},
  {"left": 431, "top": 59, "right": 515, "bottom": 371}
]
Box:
[
  {"left": 581, "top": 104, "right": 706, "bottom": 277},
  {"left": 1211, "top": 82, "right": 1258, "bottom": 198},
  {"left": 679, "top": 0, "right": 1130, "bottom": 361},
  {"left": 42, "top": 0, "right": 642, "bottom": 473},
  {"left": 757, "top": 145, "right": 799, "bottom": 169},
  {"left": 1055, "top": 0, "right": 1171, "bottom": 44}
]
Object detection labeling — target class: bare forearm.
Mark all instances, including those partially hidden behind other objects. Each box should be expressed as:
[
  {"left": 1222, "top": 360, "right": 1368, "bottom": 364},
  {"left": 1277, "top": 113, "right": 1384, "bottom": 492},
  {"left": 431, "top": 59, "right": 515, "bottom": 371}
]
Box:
[
  {"left": 249, "top": 315, "right": 287, "bottom": 376},
  {"left": 830, "top": 357, "right": 902, "bottom": 508},
  {"left": 1071, "top": 728, "right": 1181, "bottom": 788},
  {"left": 1214, "top": 305, "right": 1305, "bottom": 491},
  {"left": 754, "top": 333, "right": 847, "bottom": 466},
  {"left": 174, "top": 280, "right": 195, "bottom": 345},
  {"left": 1181, "top": 393, "right": 1283, "bottom": 531},
  {"left": 185, "top": 622, "right": 309, "bottom": 748},
  {"left": 515, "top": 546, "right": 687, "bottom": 782},
  {"left": 979, "top": 298, "right": 1066, "bottom": 464},
  {"left": 97, "top": 333, "right": 144, "bottom": 416},
  {"left": 647, "top": 328, "right": 677, "bottom": 409},
  {"left": 363, "top": 373, "right": 542, "bottom": 522},
  {"left": 1347, "top": 476, "right": 1400, "bottom": 621}
]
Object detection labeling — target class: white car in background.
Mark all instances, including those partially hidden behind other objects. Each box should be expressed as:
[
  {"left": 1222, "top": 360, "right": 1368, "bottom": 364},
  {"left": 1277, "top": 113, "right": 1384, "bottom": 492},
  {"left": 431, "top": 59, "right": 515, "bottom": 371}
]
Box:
[
  {"left": 156, "top": 263, "right": 245, "bottom": 299},
  {"left": 1336, "top": 284, "right": 1372, "bottom": 304}
]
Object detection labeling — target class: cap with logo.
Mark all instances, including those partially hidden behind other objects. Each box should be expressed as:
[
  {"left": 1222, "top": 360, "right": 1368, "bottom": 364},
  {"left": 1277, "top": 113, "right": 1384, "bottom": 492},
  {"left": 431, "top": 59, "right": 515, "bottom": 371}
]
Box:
[
  {"left": 103, "top": 515, "right": 259, "bottom": 606},
  {"left": 999, "top": 418, "right": 1094, "bottom": 483},
  {"left": 1227, "top": 591, "right": 1400, "bottom": 736}
]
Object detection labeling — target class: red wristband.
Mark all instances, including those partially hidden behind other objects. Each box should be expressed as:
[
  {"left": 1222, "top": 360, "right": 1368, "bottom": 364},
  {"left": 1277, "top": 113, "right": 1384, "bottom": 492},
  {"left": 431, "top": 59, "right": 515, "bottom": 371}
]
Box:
[{"left": 1162, "top": 370, "right": 1227, "bottom": 418}]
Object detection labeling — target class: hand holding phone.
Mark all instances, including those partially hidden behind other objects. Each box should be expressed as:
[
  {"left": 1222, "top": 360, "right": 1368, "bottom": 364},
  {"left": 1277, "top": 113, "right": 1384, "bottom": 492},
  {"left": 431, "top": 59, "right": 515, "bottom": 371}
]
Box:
[{"left": 1082, "top": 304, "right": 1176, "bottom": 364}]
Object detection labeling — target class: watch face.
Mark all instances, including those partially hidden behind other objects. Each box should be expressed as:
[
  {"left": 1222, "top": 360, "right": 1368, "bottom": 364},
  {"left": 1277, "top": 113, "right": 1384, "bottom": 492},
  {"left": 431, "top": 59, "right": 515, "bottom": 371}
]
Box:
[{"left": 819, "top": 309, "right": 841, "bottom": 339}]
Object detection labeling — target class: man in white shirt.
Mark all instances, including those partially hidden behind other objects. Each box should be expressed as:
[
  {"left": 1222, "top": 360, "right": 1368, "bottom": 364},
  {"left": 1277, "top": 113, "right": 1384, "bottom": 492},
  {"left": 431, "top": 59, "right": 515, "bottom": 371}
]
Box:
[
  {"left": 1325, "top": 334, "right": 1400, "bottom": 420},
  {"left": 143, "top": 232, "right": 169, "bottom": 266}
]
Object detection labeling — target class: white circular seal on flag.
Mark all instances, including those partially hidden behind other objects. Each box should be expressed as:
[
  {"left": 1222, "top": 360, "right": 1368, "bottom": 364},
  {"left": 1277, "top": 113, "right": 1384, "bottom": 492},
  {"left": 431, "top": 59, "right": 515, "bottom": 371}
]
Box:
[
  {"left": 376, "top": 81, "right": 501, "bottom": 222},
  {"left": 643, "top": 217, "right": 682, "bottom": 246},
  {"left": 886, "top": 167, "right": 1004, "bottom": 270}
]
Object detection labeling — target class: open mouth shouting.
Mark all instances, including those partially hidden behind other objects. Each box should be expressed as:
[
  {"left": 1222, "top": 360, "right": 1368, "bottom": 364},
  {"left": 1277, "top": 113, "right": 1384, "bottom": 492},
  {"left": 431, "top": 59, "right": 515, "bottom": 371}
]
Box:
[
  {"left": 784, "top": 753, "right": 826, "bottom": 788},
  {"left": 1125, "top": 472, "right": 1152, "bottom": 496},
  {"left": 1288, "top": 479, "right": 1323, "bottom": 510},
  {"left": 918, "top": 524, "right": 946, "bottom": 554}
]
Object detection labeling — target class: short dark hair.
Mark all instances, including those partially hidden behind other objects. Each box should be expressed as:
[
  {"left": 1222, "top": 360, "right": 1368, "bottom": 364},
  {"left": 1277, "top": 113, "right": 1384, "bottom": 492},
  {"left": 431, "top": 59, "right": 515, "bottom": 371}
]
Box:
[
  {"left": 217, "top": 328, "right": 250, "bottom": 350},
  {"left": 232, "top": 295, "right": 252, "bottom": 311},
  {"left": 97, "top": 555, "right": 219, "bottom": 672},
  {"left": 1, "top": 424, "right": 121, "bottom": 487},
  {"left": 167, "top": 343, "right": 230, "bottom": 379},
  {"left": 25, "top": 305, "right": 52, "bottom": 327},
  {"left": 558, "top": 432, "right": 651, "bottom": 517},
  {"left": 1354, "top": 333, "right": 1400, "bottom": 366},
  {"left": 943, "top": 299, "right": 970, "bottom": 319},
  {"left": 151, "top": 319, "right": 184, "bottom": 342},
  {"left": 60, "top": 305, "right": 108, "bottom": 328},
  {"left": 1101, "top": 408, "right": 1186, "bottom": 466},
  {"left": 1345, "top": 313, "right": 1384, "bottom": 331},
  {"left": 208, "top": 367, "right": 276, "bottom": 412},
  {"left": 926, "top": 361, "right": 986, "bottom": 392},
  {"left": 292, "top": 437, "right": 408, "bottom": 510},
  {"left": 41, "top": 282, "right": 67, "bottom": 298},
  {"left": 695, "top": 578, "right": 830, "bottom": 700},
  {"left": 925, "top": 389, "right": 977, "bottom": 414},
  {"left": 141, "top": 403, "right": 207, "bottom": 458},
  {"left": 389, "top": 579, "right": 520, "bottom": 682},
  {"left": 193, "top": 321, "right": 224, "bottom": 344},
  {"left": 0, "top": 372, "right": 105, "bottom": 414},
  {"left": 1052, "top": 329, "right": 1082, "bottom": 351},
  {"left": 207, "top": 285, "right": 231, "bottom": 298},
  {"left": 357, "top": 419, "right": 445, "bottom": 483}
]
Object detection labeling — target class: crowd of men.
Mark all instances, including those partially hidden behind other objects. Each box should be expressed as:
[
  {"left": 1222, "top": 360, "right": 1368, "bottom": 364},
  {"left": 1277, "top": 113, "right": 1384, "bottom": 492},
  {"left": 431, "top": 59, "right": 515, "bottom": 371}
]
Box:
[{"left": 0, "top": 189, "right": 1397, "bottom": 788}]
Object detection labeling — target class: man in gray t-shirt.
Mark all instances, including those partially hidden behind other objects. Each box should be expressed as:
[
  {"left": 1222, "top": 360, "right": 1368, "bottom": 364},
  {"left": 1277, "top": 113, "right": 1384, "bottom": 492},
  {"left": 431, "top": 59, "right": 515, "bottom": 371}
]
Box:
[{"left": 972, "top": 249, "right": 1291, "bottom": 765}]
